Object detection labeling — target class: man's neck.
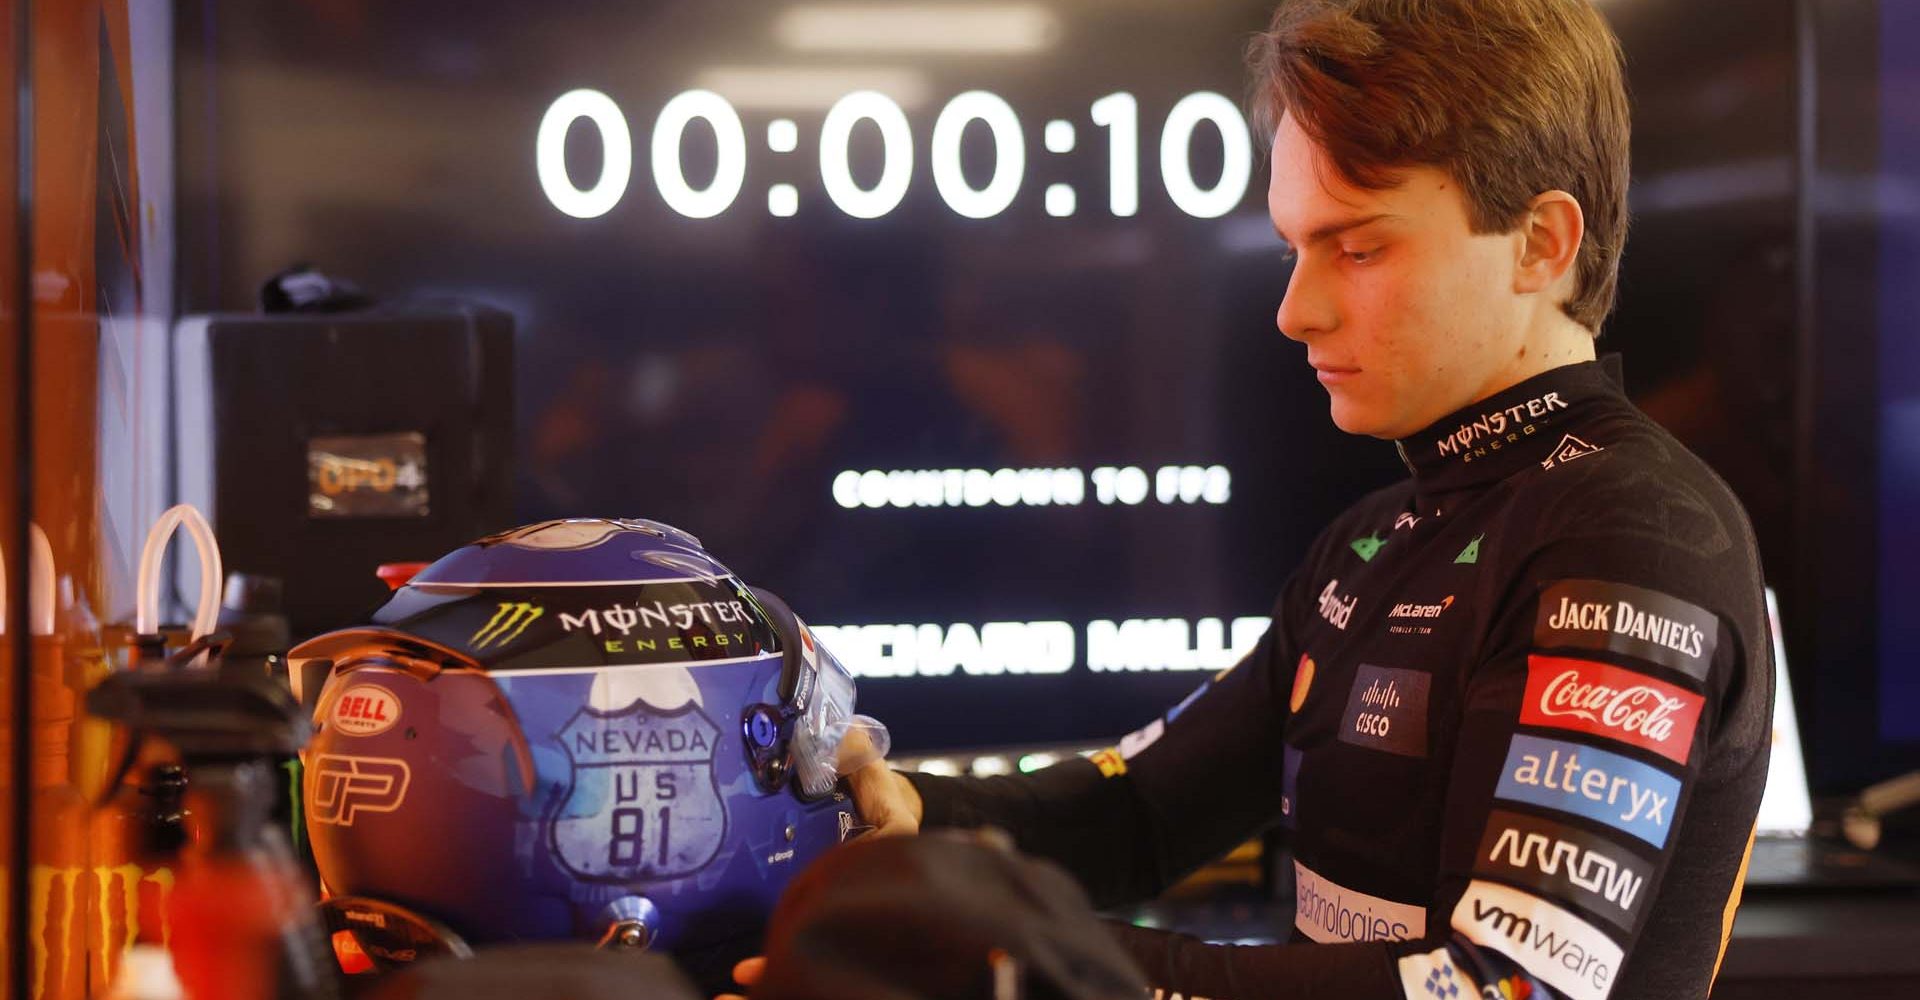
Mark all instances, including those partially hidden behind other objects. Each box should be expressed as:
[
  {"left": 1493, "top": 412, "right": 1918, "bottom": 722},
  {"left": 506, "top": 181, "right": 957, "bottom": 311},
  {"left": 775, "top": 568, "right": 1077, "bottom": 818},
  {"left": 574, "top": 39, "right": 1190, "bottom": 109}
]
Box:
[
  {"left": 1466, "top": 310, "right": 1598, "bottom": 410},
  {"left": 1396, "top": 357, "right": 1625, "bottom": 513}
]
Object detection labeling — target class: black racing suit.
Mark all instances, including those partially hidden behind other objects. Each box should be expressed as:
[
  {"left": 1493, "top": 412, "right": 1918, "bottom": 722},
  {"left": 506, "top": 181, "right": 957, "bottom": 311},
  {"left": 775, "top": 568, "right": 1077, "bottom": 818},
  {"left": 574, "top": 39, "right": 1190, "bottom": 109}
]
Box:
[{"left": 906, "top": 359, "right": 1773, "bottom": 1000}]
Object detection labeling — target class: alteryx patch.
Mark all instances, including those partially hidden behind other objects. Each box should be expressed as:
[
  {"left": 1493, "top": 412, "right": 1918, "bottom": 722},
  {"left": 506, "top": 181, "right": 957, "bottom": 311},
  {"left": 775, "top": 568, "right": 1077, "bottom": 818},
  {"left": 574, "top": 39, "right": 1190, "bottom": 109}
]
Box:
[
  {"left": 1534, "top": 579, "right": 1717, "bottom": 684},
  {"left": 1473, "top": 808, "right": 1654, "bottom": 933},
  {"left": 1337, "top": 665, "right": 1431, "bottom": 757},
  {"left": 1494, "top": 735, "right": 1681, "bottom": 848}
]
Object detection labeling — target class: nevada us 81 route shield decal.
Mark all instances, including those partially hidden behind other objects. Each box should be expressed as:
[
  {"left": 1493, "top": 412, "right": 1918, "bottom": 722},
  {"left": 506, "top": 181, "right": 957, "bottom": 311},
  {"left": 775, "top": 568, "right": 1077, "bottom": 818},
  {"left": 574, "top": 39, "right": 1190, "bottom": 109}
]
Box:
[{"left": 548, "top": 700, "right": 726, "bottom": 882}]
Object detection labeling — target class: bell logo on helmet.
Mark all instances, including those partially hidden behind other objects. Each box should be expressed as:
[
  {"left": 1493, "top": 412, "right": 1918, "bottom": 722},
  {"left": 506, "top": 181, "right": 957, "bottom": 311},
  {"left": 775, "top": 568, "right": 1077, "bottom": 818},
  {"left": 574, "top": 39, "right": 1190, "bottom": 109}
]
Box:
[
  {"left": 549, "top": 700, "right": 728, "bottom": 882},
  {"left": 309, "top": 754, "right": 413, "bottom": 826},
  {"left": 471, "top": 601, "right": 544, "bottom": 650},
  {"left": 330, "top": 685, "right": 402, "bottom": 737}
]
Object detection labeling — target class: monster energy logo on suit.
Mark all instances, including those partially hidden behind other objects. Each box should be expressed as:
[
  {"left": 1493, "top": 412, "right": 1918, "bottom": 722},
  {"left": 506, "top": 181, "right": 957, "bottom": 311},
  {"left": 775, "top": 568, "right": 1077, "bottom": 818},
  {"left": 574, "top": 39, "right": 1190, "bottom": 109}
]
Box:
[{"left": 1434, "top": 392, "right": 1569, "bottom": 461}]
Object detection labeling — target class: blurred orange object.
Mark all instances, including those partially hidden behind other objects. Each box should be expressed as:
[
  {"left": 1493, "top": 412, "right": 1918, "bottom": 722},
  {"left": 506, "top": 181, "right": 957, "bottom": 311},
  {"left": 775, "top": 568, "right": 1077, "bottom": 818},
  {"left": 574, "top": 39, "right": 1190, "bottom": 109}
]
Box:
[{"left": 166, "top": 859, "right": 311, "bottom": 1000}]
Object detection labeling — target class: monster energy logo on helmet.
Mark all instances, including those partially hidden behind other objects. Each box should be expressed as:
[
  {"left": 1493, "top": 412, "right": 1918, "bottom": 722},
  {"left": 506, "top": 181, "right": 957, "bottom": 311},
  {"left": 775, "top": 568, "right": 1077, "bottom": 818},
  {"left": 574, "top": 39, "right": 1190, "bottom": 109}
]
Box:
[{"left": 471, "top": 601, "right": 544, "bottom": 649}]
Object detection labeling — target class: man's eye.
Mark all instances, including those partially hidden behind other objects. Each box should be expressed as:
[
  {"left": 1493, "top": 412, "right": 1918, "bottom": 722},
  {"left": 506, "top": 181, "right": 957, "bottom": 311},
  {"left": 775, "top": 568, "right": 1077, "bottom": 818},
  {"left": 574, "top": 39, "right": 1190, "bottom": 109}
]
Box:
[
  {"left": 1278, "top": 246, "right": 1299, "bottom": 264},
  {"left": 1344, "top": 248, "right": 1379, "bottom": 265}
]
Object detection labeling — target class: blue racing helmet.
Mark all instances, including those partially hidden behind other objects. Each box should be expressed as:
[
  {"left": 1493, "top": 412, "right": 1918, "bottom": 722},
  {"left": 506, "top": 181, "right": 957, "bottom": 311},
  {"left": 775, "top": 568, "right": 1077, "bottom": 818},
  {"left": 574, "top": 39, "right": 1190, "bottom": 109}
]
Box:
[{"left": 290, "top": 518, "right": 881, "bottom": 970}]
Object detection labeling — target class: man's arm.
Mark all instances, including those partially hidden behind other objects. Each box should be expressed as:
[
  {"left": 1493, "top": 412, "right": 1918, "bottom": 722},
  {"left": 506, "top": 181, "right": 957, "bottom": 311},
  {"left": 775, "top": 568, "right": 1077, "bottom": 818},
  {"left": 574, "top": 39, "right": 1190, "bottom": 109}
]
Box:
[
  {"left": 902, "top": 570, "right": 1311, "bottom": 909},
  {"left": 1388, "top": 533, "right": 1767, "bottom": 1000}
]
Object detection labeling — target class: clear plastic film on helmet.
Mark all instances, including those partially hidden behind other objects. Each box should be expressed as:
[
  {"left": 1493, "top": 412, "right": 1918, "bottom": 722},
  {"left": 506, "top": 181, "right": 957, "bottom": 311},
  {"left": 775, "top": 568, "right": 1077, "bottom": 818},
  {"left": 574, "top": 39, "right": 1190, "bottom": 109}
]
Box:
[{"left": 788, "top": 616, "right": 889, "bottom": 799}]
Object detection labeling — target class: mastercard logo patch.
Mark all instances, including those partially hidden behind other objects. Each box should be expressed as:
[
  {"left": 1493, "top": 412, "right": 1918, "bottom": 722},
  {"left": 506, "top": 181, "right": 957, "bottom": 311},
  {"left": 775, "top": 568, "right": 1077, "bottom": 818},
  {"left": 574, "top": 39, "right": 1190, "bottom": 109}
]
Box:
[{"left": 1290, "top": 654, "right": 1317, "bottom": 713}]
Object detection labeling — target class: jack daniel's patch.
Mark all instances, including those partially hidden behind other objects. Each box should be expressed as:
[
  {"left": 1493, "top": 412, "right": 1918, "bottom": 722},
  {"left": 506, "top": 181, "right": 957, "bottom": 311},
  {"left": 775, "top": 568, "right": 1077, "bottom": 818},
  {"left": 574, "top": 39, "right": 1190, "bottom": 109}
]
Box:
[{"left": 1534, "top": 580, "right": 1718, "bottom": 684}]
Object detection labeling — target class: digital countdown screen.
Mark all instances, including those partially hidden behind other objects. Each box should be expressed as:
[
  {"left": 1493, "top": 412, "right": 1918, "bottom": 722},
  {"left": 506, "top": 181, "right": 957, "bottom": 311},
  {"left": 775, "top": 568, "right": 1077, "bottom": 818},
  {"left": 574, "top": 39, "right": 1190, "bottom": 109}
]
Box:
[{"left": 182, "top": 0, "right": 1407, "bottom": 750}]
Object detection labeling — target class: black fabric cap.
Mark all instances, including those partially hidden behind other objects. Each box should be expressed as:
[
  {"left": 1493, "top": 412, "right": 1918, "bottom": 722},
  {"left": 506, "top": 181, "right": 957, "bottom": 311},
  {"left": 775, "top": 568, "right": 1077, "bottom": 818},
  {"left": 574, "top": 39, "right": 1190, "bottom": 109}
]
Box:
[{"left": 753, "top": 830, "right": 1148, "bottom": 1000}]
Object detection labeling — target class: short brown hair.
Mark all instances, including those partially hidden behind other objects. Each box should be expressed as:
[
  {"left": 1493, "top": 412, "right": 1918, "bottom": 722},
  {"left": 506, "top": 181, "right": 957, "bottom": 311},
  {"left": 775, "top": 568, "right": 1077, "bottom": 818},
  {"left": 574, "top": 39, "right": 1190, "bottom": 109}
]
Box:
[{"left": 1248, "top": 0, "right": 1631, "bottom": 332}]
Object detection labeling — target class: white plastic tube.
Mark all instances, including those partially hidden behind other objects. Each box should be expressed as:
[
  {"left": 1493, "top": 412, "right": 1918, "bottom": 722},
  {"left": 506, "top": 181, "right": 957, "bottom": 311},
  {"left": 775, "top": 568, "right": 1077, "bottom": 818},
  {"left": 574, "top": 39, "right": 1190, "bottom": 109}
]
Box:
[
  {"left": 135, "top": 504, "right": 223, "bottom": 640},
  {"left": 0, "top": 525, "right": 57, "bottom": 637},
  {"left": 27, "top": 523, "right": 53, "bottom": 636}
]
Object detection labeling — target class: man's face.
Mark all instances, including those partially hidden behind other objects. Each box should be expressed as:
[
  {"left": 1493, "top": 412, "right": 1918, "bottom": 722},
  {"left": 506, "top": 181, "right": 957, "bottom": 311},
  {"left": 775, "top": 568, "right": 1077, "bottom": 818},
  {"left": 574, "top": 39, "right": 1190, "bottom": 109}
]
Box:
[{"left": 1268, "top": 113, "right": 1529, "bottom": 440}]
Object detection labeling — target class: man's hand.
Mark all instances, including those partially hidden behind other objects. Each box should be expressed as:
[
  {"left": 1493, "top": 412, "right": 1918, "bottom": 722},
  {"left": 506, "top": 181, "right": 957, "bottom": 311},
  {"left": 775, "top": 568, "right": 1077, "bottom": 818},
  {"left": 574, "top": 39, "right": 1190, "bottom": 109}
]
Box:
[
  {"left": 713, "top": 956, "right": 764, "bottom": 1000},
  {"left": 844, "top": 759, "right": 923, "bottom": 836}
]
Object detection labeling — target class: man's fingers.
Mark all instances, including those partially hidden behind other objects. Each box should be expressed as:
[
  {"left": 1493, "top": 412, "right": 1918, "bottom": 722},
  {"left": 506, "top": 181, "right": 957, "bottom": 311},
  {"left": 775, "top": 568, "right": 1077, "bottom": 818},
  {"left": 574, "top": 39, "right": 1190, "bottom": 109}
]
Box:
[
  {"left": 845, "top": 758, "right": 891, "bottom": 794},
  {"left": 839, "top": 725, "right": 875, "bottom": 759},
  {"left": 711, "top": 955, "right": 766, "bottom": 999},
  {"left": 872, "top": 813, "right": 920, "bottom": 837},
  {"left": 844, "top": 760, "right": 925, "bottom": 838}
]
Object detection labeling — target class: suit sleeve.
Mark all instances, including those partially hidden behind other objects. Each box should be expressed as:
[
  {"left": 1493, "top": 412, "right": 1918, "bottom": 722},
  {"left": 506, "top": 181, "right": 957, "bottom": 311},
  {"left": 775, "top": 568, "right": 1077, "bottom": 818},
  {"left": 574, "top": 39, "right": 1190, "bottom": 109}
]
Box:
[
  {"left": 1058, "top": 534, "right": 1764, "bottom": 1000},
  {"left": 906, "top": 567, "right": 1313, "bottom": 910},
  {"left": 1381, "top": 533, "right": 1764, "bottom": 1000}
]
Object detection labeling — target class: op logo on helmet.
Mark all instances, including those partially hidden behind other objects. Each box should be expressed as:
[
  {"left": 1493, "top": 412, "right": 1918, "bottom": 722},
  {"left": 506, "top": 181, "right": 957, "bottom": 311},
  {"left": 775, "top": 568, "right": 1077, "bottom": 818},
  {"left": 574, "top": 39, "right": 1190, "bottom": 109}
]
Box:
[
  {"left": 309, "top": 754, "right": 413, "bottom": 826},
  {"left": 471, "top": 601, "right": 544, "bottom": 650},
  {"left": 547, "top": 700, "right": 727, "bottom": 883}
]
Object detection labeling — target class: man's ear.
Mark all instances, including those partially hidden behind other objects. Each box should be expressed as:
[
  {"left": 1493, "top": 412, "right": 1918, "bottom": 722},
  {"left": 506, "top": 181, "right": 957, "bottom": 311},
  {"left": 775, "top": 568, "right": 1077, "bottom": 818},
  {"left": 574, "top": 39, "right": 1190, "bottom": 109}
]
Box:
[{"left": 1515, "top": 190, "right": 1585, "bottom": 297}]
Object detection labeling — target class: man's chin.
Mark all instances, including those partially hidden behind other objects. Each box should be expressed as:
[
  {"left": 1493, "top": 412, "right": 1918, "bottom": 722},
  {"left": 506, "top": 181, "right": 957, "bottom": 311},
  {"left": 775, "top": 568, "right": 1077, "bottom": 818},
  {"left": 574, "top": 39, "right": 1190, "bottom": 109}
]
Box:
[{"left": 1326, "top": 399, "right": 1400, "bottom": 440}]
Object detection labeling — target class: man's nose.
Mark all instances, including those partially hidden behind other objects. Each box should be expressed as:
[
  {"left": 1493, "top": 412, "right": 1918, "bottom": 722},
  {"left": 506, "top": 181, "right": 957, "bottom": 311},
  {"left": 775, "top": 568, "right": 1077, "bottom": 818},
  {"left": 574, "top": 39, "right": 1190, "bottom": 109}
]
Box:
[{"left": 1275, "top": 261, "right": 1332, "bottom": 342}]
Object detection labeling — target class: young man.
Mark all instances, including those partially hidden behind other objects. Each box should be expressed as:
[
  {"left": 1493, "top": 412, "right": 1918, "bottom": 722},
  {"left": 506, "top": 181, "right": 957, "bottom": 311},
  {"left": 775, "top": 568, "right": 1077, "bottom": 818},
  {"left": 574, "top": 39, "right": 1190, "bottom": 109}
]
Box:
[{"left": 847, "top": 1, "right": 1773, "bottom": 998}]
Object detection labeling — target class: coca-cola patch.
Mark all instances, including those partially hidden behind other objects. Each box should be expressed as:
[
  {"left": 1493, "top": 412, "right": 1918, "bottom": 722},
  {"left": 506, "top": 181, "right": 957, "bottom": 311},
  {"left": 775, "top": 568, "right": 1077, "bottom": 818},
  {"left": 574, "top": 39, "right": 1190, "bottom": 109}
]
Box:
[{"left": 1518, "top": 654, "right": 1703, "bottom": 765}]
